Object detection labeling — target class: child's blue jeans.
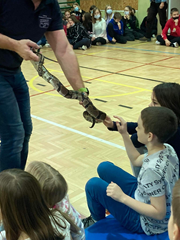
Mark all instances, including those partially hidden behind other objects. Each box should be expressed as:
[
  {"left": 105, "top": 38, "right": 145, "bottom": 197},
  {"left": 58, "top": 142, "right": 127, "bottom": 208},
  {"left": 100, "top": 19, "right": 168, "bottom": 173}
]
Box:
[{"left": 85, "top": 161, "right": 144, "bottom": 233}]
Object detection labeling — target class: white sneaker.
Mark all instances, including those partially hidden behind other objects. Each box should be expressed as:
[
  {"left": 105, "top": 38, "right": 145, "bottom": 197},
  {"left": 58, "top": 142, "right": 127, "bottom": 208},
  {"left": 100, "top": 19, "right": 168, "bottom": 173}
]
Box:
[
  {"left": 96, "top": 42, "right": 102, "bottom": 46},
  {"left": 152, "top": 34, "right": 156, "bottom": 38},
  {"left": 155, "top": 40, "right": 160, "bottom": 45},
  {"left": 81, "top": 45, "right": 87, "bottom": 50},
  {"left": 45, "top": 43, "right": 50, "bottom": 47},
  {"left": 173, "top": 42, "right": 179, "bottom": 48}
]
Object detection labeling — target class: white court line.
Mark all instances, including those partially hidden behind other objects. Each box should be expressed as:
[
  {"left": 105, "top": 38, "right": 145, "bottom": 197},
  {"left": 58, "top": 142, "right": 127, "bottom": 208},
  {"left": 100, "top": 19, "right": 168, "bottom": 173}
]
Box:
[{"left": 31, "top": 115, "right": 125, "bottom": 151}]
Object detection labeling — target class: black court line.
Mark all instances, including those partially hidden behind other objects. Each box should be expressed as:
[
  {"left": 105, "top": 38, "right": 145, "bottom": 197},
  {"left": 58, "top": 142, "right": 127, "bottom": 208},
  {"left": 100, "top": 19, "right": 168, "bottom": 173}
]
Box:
[
  {"left": 37, "top": 83, "right": 46, "bottom": 87},
  {"left": 79, "top": 66, "right": 163, "bottom": 83},
  {"left": 94, "top": 99, "right": 107, "bottom": 103},
  {"left": 119, "top": 104, "right": 133, "bottom": 109},
  {"left": 83, "top": 81, "right": 92, "bottom": 84},
  {"left": 26, "top": 80, "right": 29, "bottom": 82}
]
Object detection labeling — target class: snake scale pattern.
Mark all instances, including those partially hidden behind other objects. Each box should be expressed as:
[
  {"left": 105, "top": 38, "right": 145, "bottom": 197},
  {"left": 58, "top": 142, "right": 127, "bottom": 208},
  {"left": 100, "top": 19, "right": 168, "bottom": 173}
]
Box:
[{"left": 31, "top": 51, "right": 106, "bottom": 128}]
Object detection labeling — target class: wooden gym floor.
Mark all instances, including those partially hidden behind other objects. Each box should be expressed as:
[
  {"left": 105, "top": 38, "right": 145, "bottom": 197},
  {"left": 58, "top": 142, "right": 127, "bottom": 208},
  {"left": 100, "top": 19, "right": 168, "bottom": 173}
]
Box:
[{"left": 23, "top": 40, "right": 180, "bottom": 216}]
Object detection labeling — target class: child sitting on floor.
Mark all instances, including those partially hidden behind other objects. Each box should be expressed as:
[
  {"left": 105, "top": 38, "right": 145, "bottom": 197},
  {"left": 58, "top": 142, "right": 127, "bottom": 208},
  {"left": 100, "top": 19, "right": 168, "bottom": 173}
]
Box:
[
  {"left": 26, "top": 161, "right": 85, "bottom": 240},
  {"left": 71, "top": 2, "right": 85, "bottom": 23},
  {"left": 0, "top": 169, "right": 76, "bottom": 240},
  {"left": 83, "top": 107, "right": 179, "bottom": 235},
  {"left": 107, "top": 12, "right": 127, "bottom": 44},
  {"left": 67, "top": 16, "right": 91, "bottom": 50},
  {"left": 156, "top": 8, "right": 180, "bottom": 48},
  {"left": 92, "top": 8, "right": 108, "bottom": 45},
  {"left": 168, "top": 179, "right": 180, "bottom": 240}
]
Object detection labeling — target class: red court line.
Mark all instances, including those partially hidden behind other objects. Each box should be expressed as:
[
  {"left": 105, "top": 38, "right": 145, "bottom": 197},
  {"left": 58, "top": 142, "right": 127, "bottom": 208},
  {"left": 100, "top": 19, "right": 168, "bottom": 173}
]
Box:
[{"left": 30, "top": 89, "right": 55, "bottom": 97}]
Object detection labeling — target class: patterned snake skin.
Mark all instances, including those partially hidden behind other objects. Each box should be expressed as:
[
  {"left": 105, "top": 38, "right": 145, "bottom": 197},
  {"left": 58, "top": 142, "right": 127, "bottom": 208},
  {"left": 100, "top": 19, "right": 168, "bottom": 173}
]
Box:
[{"left": 31, "top": 51, "right": 106, "bottom": 128}]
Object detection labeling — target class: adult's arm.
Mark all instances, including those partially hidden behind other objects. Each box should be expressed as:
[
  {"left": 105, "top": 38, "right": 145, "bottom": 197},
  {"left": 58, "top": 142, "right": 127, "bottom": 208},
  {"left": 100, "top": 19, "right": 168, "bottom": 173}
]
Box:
[
  {"left": 0, "top": 34, "right": 39, "bottom": 61},
  {"left": 45, "top": 30, "right": 85, "bottom": 91}
]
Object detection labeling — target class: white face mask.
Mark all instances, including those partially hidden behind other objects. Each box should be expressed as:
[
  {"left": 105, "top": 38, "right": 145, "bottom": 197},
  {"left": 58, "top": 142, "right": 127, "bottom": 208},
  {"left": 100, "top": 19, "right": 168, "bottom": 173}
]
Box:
[
  {"left": 106, "top": 9, "right": 112, "bottom": 15},
  {"left": 124, "top": 11, "right": 129, "bottom": 15},
  {"left": 94, "top": 14, "right": 100, "bottom": 19}
]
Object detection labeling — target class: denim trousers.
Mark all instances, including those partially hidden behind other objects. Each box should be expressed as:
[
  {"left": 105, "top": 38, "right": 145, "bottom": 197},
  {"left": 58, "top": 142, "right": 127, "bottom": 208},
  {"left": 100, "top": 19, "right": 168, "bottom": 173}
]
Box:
[
  {"left": 85, "top": 161, "right": 144, "bottom": 233},
  {"left": 0, "top": 71, "right": 32, "bottom": 171}
]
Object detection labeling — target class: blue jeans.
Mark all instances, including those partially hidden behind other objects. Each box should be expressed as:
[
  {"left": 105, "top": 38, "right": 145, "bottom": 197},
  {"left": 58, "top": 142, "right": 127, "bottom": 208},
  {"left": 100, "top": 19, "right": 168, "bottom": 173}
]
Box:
[
  {"left": 85, "top": 161, "right": 144, "bottom": 233},
  {"left": 0, "top": 71, "right": 32, "bottom": 171}
]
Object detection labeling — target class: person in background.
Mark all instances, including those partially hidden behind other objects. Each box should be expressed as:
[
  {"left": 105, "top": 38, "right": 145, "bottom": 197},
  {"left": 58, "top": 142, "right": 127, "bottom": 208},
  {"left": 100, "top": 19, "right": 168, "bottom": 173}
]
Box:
[
  {"left": 64, "top": 10, "right": 71, "bottom": 22},
  {"left": 122, "top": 6, "right": 143, "bottom": 41},
  {"left": 140, "top": 8, "right": 158, "bottom": 38},
  {"left": 67, "top": 16, "right": 91, "bottom": 50},
  {"left": 156, "top": 8, "right": 180, "bottom": 48},
  {"left": 140, "top": 0, "right": 168, "bottom": 42},
  {"left": 89, "top": 5, "right": 96, "bottom": 17},
  {"left": 82, "top": 12, "right": 92, "bottom": 33},
  {"left": 91, "top": 8, "right": 108, "bottom": 45},
  {"left": 71, "top": 2, "right": 85, "bottom": 22},
  {"left": 107, "top": 12, "right": 127, "bottom": 44},
  {"left": 105, "top": 5, "right": 114, "bottom": 26}
]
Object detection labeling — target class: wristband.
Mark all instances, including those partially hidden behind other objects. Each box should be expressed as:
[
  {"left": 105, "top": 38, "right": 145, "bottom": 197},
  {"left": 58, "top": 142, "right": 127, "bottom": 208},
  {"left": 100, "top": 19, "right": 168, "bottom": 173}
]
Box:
[{"left": 78, "top": 87, "right": 88, "bottom": 93}]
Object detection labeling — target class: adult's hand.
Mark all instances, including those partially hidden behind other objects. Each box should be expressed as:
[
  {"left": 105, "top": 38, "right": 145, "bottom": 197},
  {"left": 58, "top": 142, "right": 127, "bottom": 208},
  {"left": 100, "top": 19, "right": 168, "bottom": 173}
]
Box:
[
  {"left": 103, "top": 115, "right": 114, "bottom": 128},
  {"left": 15, "top": 40, "right": 39, "bottom": 61},
  {"left": 159, "top": 2, "right": 164, "bottom": 9},
  {"left": 165, "top": 39, "right": 171, "bottom": 46}
]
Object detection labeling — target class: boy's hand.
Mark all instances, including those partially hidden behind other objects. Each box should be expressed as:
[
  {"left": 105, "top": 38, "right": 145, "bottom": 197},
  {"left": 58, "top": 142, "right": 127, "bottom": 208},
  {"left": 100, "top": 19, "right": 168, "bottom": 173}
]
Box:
[
  {"left": 165, "top": 39, "right": 171, "bottom": 46},
  {"left": 117, "top": 22, "right": 121, "bottom": 30},
  {"left": 159, "top": 2, "right": 164, "bottom": 9},
  {"left": 112, "top": 37, "right": 116, "bottom": 42},
  {"left": 114, "top": 116, "right": 127, "bottom": 135},
  {"left": 106, "top": 182, "right": 125, "bottom": 202},
  {"left": 174, "top": 19, "right": 179, "bottom": 26},
  {"left": 103, "top": 115, "right": 114, "bottom": 128}
]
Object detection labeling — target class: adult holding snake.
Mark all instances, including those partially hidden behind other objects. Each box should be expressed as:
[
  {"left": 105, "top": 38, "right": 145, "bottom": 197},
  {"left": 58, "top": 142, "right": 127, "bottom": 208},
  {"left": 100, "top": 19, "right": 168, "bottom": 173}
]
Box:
[{"left": 0, "top": 0, "right": 105, "bottom": 172}]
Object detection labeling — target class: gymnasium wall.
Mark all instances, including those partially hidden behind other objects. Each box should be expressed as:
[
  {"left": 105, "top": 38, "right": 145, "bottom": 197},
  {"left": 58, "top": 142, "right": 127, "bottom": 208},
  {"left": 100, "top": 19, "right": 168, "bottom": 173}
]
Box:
[{"left": 80, "top": 0, "right": 138, "bottom": 12}]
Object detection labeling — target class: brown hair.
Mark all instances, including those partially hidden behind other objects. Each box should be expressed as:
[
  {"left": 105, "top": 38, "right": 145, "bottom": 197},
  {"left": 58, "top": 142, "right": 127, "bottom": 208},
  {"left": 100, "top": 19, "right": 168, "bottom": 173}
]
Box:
[
  {"left": 141, "top": 107, "right": 178, "bottom": 143},
  {"left": 172, "top": 179, "right": 180, "bottom": 227},
  {"left": 92, "top": 7, "right": 102, "bottom": 24},
  {"left": 153, "top": 83, "right": 180, "bottom": 124},
  {"left": 26, "top": 161, "right": 67, "bottom": 208},
  {"left": 171, "top": 8, "right": 179, "bottom": 14},
  {"left": 72, "top": 2, "right": 80, "bottom": 9},
  {"left": 114, "top": 12, "right": 122, "bottom": 20},
  {"left": 69, "top": 15, "right": 79, "bottom": 23},
  {"left": 125, "top": 5, "right": 133, "bottom": 15},
  {"left": 0, "top": 169, "right": 66, "bottom": 240}
]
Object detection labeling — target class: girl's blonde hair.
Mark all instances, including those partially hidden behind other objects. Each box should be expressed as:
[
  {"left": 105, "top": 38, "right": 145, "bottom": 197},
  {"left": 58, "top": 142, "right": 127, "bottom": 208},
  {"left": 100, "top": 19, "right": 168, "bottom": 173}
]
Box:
[
  {"left": 26, "top": 161, "right": 80, "bottom": 233},
  {"left": 172, "top": 179, "right": 180, "bottom": 227},
  {"left": 105, "top": 5, "right": 113, "bottom": 20},
  {"left": 0, "top": 169, "right": 66, "bottom": 240},
  {"left": 92, "top": 7, "right": 102, "bottom": 24},
  {"left": 26, "top": 161, "right": 68, "bottom": 208}
]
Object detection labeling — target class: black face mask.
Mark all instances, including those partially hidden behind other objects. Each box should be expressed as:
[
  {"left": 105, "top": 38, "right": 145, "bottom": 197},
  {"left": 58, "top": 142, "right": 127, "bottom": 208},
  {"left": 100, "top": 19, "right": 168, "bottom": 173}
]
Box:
[{"left": 173, "top": 16, "right": 179, "bottom": 20}]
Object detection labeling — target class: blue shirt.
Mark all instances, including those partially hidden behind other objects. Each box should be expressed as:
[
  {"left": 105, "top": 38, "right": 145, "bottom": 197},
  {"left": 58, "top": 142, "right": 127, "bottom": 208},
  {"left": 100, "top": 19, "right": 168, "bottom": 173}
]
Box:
[
  {"left": 0, "top": 0, "right": 63, "bottom": 73},
  {"left": 107, "top": 18, "right": 124, "bottom": 42}
]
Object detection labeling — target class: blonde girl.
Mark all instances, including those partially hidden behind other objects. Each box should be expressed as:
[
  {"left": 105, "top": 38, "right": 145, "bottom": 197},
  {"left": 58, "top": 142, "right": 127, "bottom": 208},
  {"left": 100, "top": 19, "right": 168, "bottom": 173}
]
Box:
[
  {"left": 26, "top": 161, "right": 85, "bottom": 240},
  {"left": 105, "top": 5, "right": 114, "bottom": 25}
]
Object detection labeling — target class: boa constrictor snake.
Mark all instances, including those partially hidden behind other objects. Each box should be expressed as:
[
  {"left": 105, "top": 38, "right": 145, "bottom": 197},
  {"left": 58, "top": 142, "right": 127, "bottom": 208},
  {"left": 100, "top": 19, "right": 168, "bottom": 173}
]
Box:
[{"left": 31, "top": 51, "right": 106, "bottom": 128}]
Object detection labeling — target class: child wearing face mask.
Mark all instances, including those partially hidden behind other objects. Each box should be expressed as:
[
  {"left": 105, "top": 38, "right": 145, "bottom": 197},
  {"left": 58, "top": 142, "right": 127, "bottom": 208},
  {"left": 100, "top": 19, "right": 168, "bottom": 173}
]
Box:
[
  {"left": 91, "top": 8, "right": 108, "bottom": 45},
  {"left": 71, "top": 2, "right": 85, "bottom": 23},
  {"left": 89, "top": 5, "right": 96, "bottom": 17},
  {"left": 107, "top": 12, "right": 127, "bottom": 44},
  {"left": 156, "top": 8, "right": 180, "bottom": 48},
  {"left": 122, "top": 6, "right": 143, "bottom": 41},
  {"left": 105, "top": 5, "right": 114, "bottom": 26}
]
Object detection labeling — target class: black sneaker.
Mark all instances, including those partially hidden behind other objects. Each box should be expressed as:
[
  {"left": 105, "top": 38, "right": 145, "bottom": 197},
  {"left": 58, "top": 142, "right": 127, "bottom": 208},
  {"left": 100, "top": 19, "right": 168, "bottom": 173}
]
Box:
[
  {"left": 139, "top": 36, "right": 151, "bottom": 42},
  {"left": 82, "top": 215, "right": 96, "bottom": 228}
]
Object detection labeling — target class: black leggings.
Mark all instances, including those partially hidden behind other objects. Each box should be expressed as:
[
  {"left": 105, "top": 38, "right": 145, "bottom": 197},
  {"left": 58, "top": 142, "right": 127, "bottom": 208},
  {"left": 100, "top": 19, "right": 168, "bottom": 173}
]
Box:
[
  {"left": 157, "top": 35, "right": 180, "bottom": 46},
  {"left": 92, "top": 37, "right": 106, "bottom": 45},
  {"left": 125, "top": 30, "right": 143, "bottom": 41},
  {"left": 73, "top": 38, "right": 91, "bottom": 49}
]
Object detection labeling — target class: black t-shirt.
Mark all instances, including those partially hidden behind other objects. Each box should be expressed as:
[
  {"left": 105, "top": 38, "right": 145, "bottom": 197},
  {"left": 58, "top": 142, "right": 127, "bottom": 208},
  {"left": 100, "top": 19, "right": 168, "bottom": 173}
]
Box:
[{"left": 0, "top": 0, "right": 63, "bottom": 73}]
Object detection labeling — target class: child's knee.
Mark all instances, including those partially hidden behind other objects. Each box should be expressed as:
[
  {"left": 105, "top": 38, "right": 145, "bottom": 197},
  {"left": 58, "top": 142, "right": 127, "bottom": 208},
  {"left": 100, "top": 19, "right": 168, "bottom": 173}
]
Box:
[
  {"left": 85, "top": 177, "right": 101, "bottom": 193},
  {"left": 97, "top": 161, "right": 113, "bottom": 178}
]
